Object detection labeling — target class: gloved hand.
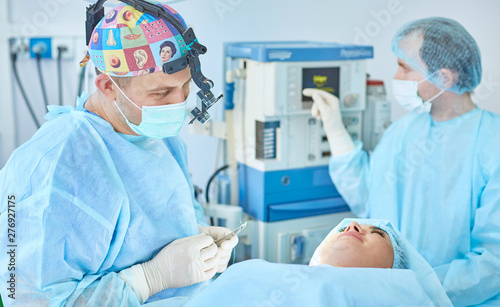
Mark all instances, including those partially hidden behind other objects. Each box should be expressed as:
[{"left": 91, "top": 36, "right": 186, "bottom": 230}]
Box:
[
  {"left": 199, "top": 225, "right": 239, "bottom": 273},
  {"left": 303, "top": 88, "right": 355, "bottom": 156},
  {"left": 119, "top": 234, "right": 219, "bottom": 304}
]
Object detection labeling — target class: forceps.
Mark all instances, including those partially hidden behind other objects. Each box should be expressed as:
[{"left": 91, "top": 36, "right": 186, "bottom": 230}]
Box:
[{"left": 214, "top": 222, "right": 248, "bottom": 245}]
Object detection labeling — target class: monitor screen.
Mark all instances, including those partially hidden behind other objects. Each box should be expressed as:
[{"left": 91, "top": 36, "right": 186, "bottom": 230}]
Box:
[{"left": 301, "top": 67, "right": 340, "bottom": 109}]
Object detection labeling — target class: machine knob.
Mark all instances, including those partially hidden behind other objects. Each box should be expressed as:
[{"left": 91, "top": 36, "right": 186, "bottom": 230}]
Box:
[
  {"left": 343, "top": 94, "right": 358, "bottom": 107},
  {"left": 281, "top": 175, "right": 291, "bottom": 186}
]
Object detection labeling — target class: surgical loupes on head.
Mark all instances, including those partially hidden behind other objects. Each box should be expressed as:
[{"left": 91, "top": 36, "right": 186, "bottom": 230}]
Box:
[
  {"left": 85, "top": 0, "right": 222, "bottom": 125},
  {"left": 189, "top": 90, "right": 223, "bottom": 125}
]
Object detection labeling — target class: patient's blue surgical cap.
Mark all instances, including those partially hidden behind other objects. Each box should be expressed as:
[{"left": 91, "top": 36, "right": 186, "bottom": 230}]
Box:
[{"left": 391, "top": 17, "right": 482, "bottom": 95}]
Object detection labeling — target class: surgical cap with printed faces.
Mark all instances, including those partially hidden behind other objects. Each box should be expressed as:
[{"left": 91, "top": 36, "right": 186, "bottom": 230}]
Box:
[
  {"left": 80, "top": 1, "right": 189, "bottom": 77},
  {"left": 391, "top": 17, "right": 482, "bottom": 95}
]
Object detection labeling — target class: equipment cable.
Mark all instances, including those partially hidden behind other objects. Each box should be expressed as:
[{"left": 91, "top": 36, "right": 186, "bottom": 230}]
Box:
[
  {"left": 57, "top": 46, "right": 67, "bottom": 106},
  {"left": 77, "top": 65, "right": 86, "bottom": 102},
  {"left": 11, "top": 52, "right": 41, "bottom": 128},
  {"left": 205, "top": 164, "right": 230, "bottom": 204},
  {"left": 36, "top": 52, "right": 50, "bottom": 108}
]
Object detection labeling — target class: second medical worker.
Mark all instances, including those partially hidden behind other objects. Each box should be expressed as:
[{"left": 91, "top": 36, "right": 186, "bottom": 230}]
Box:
[{"left": 304, "top": 17, "right": 500, "bottom": 306}]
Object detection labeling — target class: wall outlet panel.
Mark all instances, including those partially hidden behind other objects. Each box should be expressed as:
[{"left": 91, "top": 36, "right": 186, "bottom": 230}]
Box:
[
  {"left": 30, "top": 37, "right": 52, "bottom": 59},
  {"left": 27, "top": 37, "right": 75, "bottom": 60},
  {"left": 52, "top": 37, "right": 75, "bottom": 60}
]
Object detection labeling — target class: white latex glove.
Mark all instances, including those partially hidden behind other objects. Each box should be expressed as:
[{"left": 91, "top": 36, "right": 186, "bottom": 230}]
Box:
[
  {"left": 303, "top": 88, "right": 355, "bottom": 156},
  {"left": 119, "top": 234, "right": 218, "bottom": 303},
  {"left": 199, "top": 225, "right": 239, "bottom": 273}
]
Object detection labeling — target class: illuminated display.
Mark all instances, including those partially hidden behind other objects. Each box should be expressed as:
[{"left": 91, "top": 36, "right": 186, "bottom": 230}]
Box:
[{"left": 301, "top": 67, "right": 340, "bottom": 109}]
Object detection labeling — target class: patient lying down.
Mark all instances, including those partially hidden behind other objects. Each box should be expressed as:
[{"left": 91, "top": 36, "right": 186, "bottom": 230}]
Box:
[
  {"left": 182, "top": 218, "right": 452, "bottom": 307},
  {"left": 309, "top": 220, "right": 406, "bottom": 269}
]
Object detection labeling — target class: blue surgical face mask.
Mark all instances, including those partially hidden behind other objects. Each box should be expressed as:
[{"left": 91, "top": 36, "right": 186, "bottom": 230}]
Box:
[{"left": 109, "top": 77, "right": 187, "bottom": 139}]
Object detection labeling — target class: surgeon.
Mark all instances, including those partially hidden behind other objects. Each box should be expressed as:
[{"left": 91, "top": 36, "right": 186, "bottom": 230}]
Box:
[
  {"left": 0, "top": 2, "right": 238, "bottom": 306},
  {"left": 303, "top": 17, "right": 500, "bottom": 306}
]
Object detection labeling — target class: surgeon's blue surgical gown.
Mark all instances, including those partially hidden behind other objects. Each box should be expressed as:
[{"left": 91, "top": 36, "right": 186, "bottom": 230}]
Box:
[
  {"left": 0, "top": 94, "right": 207, "bottom": 306},
  {"left": 329, "top": 108, "right": 500, "bottom": 306}
]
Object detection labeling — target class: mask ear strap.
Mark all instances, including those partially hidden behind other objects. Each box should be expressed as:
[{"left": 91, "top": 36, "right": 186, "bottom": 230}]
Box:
[
  {"left": 113, "top": 100, "right": 142, "bottom": 136},
  {"left": 113, "top": 100, "right": 131, "bottom": 124},
  {"left": 108, "top": 76, "right": 142, "bottom": 111},
  {"left": 424, "top": 89, "right": 446, "bottom": 104},
  {"left": 417, "top": 70, "right": 438, "bottom": 85},
  {"left": 419, "top": 69, "right": 448, "bottom": 90}
]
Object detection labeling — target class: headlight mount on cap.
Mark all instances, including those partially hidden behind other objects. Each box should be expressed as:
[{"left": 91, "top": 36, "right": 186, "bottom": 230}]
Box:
[{"left": 85, "top": 0, "right": 222, "bottom": 124}]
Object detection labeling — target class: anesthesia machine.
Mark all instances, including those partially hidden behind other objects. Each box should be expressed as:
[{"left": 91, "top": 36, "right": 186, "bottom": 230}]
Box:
[{"left": 219, "top": 41, "right": 375, "bottom": 264}]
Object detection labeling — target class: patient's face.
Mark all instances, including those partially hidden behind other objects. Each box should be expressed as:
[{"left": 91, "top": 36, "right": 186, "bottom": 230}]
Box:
[{"left": 319, "top": 222, "right": 394, "bottom": 269}]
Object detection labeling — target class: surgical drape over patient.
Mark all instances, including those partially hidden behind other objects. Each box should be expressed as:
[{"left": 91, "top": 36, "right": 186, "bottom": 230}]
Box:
[
  {"left": 184, "top": 258, "right": 452, "bottom": 307},
  {"left": 391, "top": 17, "right": 482, "bottom": 94}
]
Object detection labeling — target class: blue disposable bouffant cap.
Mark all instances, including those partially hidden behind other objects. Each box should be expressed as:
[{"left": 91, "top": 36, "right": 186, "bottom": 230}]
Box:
[{"left": 392, "top": 17, "right": 482, "bottom": 95}]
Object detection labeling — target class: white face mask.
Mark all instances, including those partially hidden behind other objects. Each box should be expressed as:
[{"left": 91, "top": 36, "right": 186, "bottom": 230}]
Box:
[{"left": 392, "top": 78, "right": 445, "bottom": 113}]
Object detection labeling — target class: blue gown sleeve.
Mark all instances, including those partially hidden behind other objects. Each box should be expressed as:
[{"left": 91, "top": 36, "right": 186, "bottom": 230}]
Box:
[
  {"left": 433, "top": 165, "right": 500, "bottom": 306},
  {"left": 163, "top": 137, "right": 207, "bottom": 226},
  {"left": 0, "top": 188, "right": 142, "bottom": 306},
  {"left": 192, "top": 198, "right": 207, "bottom": 226},
  {"left": 328, "top": 141, "right": 371, "bottom": 218},
  {"left": 1, "top": 110, "right": 205, "bottom": 306},
  {"left": 0, "top": 121, "right": 142, "bottom": 306},
  {"left": 328, "top": 115, "right": 412, "bottom": 218}
]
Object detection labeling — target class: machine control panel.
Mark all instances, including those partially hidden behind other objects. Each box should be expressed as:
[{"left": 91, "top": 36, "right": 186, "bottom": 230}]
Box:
[{"left": 278, "top": 60, "right": 367, "bottom": 115}]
